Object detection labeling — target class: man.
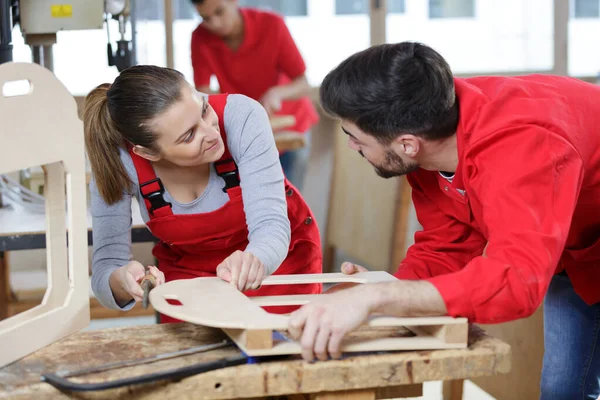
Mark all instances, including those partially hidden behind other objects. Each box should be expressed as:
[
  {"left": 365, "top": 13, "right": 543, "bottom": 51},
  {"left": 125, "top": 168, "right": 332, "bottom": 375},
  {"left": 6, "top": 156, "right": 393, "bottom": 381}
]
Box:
[
  {"left": 287, "top": 42, "right": 600, "bottom": 399},
  {"left": 190, "top": 0, "right": 319, "bottom": 190}
]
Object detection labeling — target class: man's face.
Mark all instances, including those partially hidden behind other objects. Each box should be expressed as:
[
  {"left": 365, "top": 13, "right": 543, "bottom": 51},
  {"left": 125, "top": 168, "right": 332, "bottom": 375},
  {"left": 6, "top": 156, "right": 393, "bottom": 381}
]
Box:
[
  {"left": 341, "top": 121, "right": 420, "bottom": 178},
  {"left": 194, "top": 0, "right": 239, "bottom": 38}
]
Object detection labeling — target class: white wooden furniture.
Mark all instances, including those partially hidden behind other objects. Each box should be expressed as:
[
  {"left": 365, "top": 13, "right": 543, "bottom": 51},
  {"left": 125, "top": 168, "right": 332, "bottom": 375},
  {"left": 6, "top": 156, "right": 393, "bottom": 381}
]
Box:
[{"left": 0, "top": 62, "right": 90, "bottom": 367}]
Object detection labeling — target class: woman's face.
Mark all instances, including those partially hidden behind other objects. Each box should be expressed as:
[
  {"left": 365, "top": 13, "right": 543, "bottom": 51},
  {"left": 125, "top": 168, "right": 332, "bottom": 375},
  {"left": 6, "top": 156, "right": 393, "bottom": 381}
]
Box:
[{"left": 147, "top": 85, "right": 225, "bottom": 167}]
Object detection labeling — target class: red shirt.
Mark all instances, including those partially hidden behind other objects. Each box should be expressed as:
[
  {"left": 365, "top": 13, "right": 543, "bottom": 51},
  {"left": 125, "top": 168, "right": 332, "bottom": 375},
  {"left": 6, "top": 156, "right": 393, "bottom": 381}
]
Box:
[
  {"left": 395, "top": 75, "right": 600, "bottom": 324},
  {"left": 191, "top": 8, "right": 319, "bottom": 134}
]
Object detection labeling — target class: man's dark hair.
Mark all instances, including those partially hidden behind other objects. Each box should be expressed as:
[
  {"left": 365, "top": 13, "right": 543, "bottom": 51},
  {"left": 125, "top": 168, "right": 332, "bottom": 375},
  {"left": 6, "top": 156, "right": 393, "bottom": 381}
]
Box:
[
  {"left": 190, "top": 0, "right": 205, "bottom": 4},
  {"left": 320, "top": 42, "right": 458, "bottom": 143}
]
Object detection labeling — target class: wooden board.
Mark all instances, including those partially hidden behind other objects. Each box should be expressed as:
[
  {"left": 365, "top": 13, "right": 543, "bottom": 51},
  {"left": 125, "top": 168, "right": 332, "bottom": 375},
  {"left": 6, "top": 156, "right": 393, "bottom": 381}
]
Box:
[
  {"left": 269, "top": 115, "right": 296, "bottom": 131},
  {"left": 327, "top": 122, "right": 399, "bottom": 271},
  {"left": 274, "top": 131, "right": 307, "bottom": 152},
  {"left": 0, "top": 62, "right": 90, "bottom": 367},
  {"left": 150, "top": 272, "right": 468, "bottom": 356},
  {"left": 0, "top": 323, "right": 511, "bottom": 400}
]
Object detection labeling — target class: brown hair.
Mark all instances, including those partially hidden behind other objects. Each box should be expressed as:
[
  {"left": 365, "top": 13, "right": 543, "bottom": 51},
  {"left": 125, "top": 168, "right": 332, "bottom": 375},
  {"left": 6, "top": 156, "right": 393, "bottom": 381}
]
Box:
[{"left": 83, "top": 65, "right": 186, "bottom": 204}]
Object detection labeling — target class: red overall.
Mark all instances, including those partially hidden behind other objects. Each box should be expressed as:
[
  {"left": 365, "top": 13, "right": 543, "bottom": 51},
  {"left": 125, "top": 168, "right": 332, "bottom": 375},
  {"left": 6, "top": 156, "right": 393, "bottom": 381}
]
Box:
[{"left": 129, "top": 94, "right": 322, "bottom": 323}]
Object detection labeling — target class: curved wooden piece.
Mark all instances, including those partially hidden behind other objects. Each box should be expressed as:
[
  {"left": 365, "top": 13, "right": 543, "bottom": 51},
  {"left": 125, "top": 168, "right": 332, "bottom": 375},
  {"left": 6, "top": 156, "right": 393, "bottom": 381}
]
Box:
[
  {"left": 150, "top": 271, "right": 464, "bottom": 330},
  {"left": 150, "top": 278, "right": 288, "bottom": 330},
  {"left": 150, "top": 272, "right": 396, "bottom": 330},
  {"left": 150, "top": 272, "right": 469, "bottom": 355}
]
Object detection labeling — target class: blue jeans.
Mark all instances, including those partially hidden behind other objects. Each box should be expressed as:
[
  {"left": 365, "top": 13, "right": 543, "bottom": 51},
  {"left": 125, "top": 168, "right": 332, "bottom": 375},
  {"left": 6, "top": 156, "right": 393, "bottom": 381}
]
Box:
[
  {"left": 541, "top": 272, "right": 600, "bottom": 399},
  {"left": 279, "top": 131, "right": 311, "bottom": 192}
]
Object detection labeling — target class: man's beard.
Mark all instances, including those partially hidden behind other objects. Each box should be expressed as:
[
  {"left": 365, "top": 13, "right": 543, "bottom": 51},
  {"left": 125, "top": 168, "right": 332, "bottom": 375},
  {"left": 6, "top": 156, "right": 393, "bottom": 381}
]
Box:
[{"left": 359, "top": 149, "right": 419, "bottom": 179}]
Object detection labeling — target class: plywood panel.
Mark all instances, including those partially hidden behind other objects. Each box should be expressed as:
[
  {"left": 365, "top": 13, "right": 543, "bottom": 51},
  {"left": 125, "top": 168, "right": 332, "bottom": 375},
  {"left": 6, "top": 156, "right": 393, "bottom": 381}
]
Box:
[
  {"left": 327, "top": 128, "right": 399, "bottom": 270},
  {"left": 0, "top": 62, "right": 90, "bottom": 367}
]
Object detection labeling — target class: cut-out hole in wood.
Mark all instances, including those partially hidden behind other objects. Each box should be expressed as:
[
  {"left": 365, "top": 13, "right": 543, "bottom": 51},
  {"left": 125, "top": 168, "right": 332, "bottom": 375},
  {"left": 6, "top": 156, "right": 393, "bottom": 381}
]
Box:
[
  {"left": 165, "top": 298, "right": 183, "bottom": 306},
  {"left": 2, "top": 79, "right": 32, "bottom": 97},
  {"left": 0, "top": 162, "right": 76, "bottom": 331}
]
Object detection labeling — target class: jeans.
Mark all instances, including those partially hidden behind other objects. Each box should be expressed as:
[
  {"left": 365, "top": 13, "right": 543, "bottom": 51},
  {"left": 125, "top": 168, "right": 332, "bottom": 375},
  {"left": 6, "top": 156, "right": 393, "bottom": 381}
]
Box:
[
  {"left": 279, "top": 130, "right": 311, "bottom": 192},
  {"left": 541, "top": 272, "right": 600, "bottom": 399}
]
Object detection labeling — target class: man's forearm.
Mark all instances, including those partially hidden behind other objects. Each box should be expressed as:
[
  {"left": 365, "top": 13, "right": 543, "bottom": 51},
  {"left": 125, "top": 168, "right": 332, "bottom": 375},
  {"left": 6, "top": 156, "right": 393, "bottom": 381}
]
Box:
[
  {"left": 274, "top": 75, "right": 310, "bottom": 100},
  {"left": 367, "top": 280, "right": 448, "bottom": 317}
]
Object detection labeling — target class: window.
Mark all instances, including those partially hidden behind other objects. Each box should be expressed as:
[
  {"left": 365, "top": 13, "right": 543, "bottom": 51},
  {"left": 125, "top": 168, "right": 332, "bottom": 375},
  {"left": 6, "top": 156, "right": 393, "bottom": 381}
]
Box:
[
  {"left": 569, "top": 0, "right": 600, "bottom": 75},
  {"left": 387, "top": 0, "right": 553, "bottom": 74},
  {"left": 335, "top": 0, "right": 405, "bottom": 15},
  {"left": 140, "top": 0, "right": 308, "bottom": 20},
  {"left": 573, "top": 0, "right": 600, "bottom": 18},
  {"left": 239, "top": 0, "right": 308, "bottom": 16},
  {"left": 135, "top": 0, "right": 196, "bottom": 20},
  {"left": 429, "top": 0, "right": 474, "bottom": 19}
]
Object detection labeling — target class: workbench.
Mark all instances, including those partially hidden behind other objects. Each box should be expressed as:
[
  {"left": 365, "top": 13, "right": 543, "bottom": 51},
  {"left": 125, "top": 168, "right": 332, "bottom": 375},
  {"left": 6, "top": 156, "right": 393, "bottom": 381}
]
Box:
[{"left": 0, "top": 323, "right": 510, "bottom": 399}]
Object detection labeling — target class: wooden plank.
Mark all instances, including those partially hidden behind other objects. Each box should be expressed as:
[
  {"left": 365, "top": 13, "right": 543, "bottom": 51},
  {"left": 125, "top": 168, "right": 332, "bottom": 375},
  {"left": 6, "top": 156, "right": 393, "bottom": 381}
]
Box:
[
  {"left": 274, "top": 131, "right": 307, "bottom": 153},
  {"left": 0, "top": 323, "right": 511, "bottom": 399},
  {"left": 311, "top": 389, "right": 375, "bottom": 400},
  {"left": 222, "top": 328, "right": 273, "bottom": 351},
  {"left": 442, "top": 380, "right": 464, "bottom": 400},
  {"left": 258, "top": 271, "right": 397, "bottom": 285},
  {"left": 270, "top": 115, "right": 296, "bottom": 131},
  {"left": 375, "top": 384, "right": 422, "bottom": 399},
  {"left": 408, "top": 323, "right": 469, "bottom": 345}
]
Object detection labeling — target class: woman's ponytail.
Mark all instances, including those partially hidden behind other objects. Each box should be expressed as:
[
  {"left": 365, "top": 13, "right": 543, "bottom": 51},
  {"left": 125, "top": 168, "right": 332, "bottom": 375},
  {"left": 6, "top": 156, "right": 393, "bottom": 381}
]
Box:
[{"left": 83, "top": 83, "right": 131, "bottom": 204}]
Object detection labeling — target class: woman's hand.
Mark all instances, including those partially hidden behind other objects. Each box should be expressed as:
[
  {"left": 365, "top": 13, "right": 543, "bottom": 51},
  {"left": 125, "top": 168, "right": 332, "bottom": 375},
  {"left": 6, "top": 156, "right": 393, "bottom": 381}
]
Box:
[
  {"left": 216, "top": 250, "right": 265, "bottom": 291},
  {"left": 109, "top": 261, "right": 165, "bottom": 306}
]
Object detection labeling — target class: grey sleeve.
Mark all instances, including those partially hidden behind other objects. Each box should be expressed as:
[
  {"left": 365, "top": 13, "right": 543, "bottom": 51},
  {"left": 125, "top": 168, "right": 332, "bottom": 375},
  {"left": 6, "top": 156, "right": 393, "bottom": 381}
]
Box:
[
  {"left": 224, "top": 94, "right": 291, "bottom": 275},
  {"left": 89, "top": 157, "right": 136, "bottom": 311}
]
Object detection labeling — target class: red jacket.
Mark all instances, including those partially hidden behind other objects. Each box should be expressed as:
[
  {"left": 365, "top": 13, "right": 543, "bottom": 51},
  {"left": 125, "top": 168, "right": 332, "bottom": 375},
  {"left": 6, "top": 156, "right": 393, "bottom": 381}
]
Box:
[{"left": 395, "top": 75, "right": 600, "bottom": 324}]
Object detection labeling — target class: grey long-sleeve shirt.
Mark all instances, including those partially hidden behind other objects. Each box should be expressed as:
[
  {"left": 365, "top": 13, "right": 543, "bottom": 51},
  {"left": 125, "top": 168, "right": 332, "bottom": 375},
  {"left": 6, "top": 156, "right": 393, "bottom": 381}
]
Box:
[{"left": 90, "top": 94, "right": 291, "bottom": 310}]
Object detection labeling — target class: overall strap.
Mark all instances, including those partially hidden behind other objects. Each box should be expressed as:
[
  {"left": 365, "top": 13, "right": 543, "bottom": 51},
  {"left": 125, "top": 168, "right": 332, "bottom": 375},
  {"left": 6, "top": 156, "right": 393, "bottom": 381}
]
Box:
[
  {"left": 128, "top": 147, "right": 173, "bottom": 218},
  {"left": 209, "top": 93, "right": 240, "bottom": 195}
]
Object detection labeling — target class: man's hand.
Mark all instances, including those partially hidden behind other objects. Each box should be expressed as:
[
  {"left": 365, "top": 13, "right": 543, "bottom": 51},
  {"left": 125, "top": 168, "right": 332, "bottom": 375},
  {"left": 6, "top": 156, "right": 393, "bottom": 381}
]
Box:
[
  {"left": 341, "top": 261, "right": 368, "bottom": 274},
  {"left": 289, "top": 276, "right": 448, "bottom": 362},
  {"left": 323, "top": 262, "right": 369, "bottom": 294},
  {"left": 259, "top": 87, "right": 283, "bottom": 116},
  {"left": 288, "top": 285, "right": 376, "bottom": 362},
  {"left": 216, "top": 250, "right": 265, "bottom": 291}
]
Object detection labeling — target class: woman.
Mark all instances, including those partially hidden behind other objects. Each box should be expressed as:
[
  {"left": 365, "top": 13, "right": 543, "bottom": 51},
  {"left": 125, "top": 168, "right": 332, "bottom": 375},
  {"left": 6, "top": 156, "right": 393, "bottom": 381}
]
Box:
[{"left": 84, "top": 65, "right": 322, "bottom": 322}]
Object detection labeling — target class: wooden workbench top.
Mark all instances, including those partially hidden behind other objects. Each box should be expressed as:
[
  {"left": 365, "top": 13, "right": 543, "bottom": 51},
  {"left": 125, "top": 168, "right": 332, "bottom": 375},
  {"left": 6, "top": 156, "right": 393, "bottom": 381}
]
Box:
[{"left": 0, "top": 323, "right": 510, "bottom": 399}]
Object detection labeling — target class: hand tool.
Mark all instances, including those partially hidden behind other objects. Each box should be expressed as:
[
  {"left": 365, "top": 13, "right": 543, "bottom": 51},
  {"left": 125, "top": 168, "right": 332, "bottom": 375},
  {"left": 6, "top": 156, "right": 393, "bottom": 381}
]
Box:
[
  {"left": 141, "top": 266, "right": 157, "bottom": 309},
  {"left": 40, "top": 340, "right": 249, "bottom": 392}
]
